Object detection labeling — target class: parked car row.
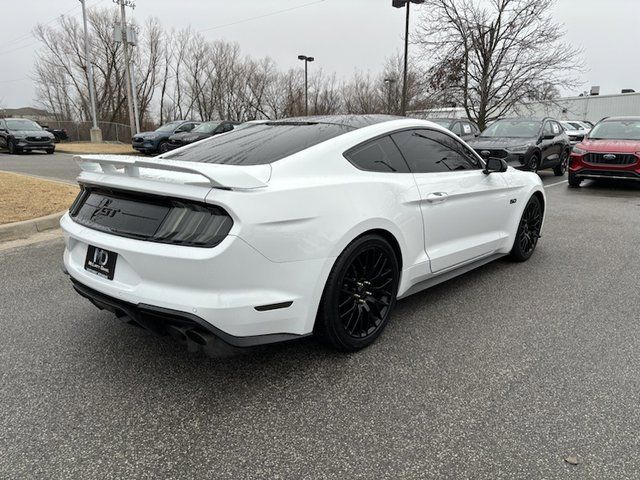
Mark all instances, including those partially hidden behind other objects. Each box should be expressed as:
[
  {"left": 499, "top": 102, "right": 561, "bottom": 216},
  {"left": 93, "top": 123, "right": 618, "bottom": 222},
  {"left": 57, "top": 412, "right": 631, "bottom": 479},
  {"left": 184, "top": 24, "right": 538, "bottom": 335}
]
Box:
[
  {"left": 432, "top": 114, "right": 638, "bottom": 187},
  {"left": 132, "top": 120, "right": 240, "bottom": 155}
]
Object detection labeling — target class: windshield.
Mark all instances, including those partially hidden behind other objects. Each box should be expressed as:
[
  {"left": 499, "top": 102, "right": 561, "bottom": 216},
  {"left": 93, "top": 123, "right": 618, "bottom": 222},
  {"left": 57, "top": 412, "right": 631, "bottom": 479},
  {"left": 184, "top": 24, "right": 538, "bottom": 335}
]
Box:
[
  {"left": 156, "top": 121, "right": 182, "bottom": 132},
  {"left": 481, "top": 120, "right": 541, "bottom": 138},
  {"left": 588, "top": 120, "right": 640, "bottom": 140},
  {"left": 193, "top": 122, "right": 220, "bottom": 134},
  {"left": 6, "top": 119, "right": 42, "bottom": 131},
  {"left": 164, "top": 121, "right": 353, "bottom": 165}
]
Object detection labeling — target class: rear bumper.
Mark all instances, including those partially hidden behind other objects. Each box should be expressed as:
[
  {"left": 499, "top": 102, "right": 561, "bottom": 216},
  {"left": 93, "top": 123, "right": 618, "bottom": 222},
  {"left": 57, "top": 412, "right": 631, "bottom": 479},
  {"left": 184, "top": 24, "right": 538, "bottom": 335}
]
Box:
[
  {"left": 60, "top": 213, "right": 329, "bottom": 341},
  {"left": 67, "top": 276, "right": 308, "bottom": 347}
]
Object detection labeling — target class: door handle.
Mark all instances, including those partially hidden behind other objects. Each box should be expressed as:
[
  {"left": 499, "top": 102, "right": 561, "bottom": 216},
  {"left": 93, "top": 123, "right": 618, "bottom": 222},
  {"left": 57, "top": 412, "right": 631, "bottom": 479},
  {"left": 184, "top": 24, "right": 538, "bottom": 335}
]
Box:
[{"left": 425, "top": 192, "right": 448, "bottom": 203}]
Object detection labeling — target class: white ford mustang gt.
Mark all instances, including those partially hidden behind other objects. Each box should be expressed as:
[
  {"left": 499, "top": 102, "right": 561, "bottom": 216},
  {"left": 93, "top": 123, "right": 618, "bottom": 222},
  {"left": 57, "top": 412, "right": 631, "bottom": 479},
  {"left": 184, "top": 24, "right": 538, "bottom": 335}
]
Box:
[{"left": 61, "top": 115, "right": 545, "bottom": 352}]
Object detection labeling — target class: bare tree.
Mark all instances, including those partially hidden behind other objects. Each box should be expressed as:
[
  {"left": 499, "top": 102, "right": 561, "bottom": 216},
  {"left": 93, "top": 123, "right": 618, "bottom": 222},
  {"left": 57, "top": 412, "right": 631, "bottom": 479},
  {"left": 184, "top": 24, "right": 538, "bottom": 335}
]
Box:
[{"left": 417, "top": 0, "right": 583, "bottom": 130}]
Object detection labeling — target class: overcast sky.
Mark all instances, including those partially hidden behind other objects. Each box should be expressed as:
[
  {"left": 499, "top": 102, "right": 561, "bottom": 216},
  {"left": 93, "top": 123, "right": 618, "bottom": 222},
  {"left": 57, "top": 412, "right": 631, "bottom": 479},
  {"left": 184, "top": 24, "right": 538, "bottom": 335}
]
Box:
[{"left": 1, "top": 0, "right": 638, "bottom": 109}]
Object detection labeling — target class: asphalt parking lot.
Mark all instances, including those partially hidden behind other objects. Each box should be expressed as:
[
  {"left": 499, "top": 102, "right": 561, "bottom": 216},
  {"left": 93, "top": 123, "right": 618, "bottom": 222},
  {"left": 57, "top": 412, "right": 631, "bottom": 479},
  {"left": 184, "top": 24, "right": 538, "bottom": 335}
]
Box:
[
  {"left": 0, "top": 151, "right": 79, "bottom": 184},
  {"left": 1, "top": 155, "right": 640, "bottom": 479}
]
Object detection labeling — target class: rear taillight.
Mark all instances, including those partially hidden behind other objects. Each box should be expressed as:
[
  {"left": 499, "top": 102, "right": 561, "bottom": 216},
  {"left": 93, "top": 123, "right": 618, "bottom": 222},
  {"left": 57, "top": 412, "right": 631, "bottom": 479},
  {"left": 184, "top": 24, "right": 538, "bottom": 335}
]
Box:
[
  {"left": 70, "top": 187, "right": 233, "bottom": 248},
  {"left": 152, "top": 201, "right": 233, "bottom": 247}
]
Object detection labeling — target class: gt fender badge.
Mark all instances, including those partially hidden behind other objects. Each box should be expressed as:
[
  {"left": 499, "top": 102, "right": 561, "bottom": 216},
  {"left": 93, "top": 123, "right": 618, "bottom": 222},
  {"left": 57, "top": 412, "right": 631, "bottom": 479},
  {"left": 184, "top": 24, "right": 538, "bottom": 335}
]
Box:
[{"left": 510, "top": 199, "right": 517, "bottom": 204}]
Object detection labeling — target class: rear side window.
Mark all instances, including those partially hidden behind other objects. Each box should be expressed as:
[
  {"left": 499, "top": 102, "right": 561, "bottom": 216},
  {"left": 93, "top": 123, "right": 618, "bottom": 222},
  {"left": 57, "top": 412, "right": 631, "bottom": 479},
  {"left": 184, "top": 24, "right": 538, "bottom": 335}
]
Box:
[
  {"left": 164, "top": 122, "right": 353, "bottom": 165},
  {"left": 345, "top": 136, "right": 409, "bottom": 173},
  {"left": 391, "top": 129, "right": 480, "bottom": 173}
]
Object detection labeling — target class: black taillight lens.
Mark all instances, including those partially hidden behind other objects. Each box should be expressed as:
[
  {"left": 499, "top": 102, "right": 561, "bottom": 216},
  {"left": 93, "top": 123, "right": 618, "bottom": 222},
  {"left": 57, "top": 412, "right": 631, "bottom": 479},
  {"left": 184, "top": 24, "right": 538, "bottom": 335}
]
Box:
[{"left": 70, "top": 187, "right": 233, "bottom": 248}]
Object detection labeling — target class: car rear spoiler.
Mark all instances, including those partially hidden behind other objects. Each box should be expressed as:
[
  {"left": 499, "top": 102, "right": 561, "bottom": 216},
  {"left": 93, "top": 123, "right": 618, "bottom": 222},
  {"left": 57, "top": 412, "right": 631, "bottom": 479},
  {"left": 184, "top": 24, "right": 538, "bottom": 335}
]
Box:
[{"left": 75, "top": 154, "right": 270, "bottom": 190}]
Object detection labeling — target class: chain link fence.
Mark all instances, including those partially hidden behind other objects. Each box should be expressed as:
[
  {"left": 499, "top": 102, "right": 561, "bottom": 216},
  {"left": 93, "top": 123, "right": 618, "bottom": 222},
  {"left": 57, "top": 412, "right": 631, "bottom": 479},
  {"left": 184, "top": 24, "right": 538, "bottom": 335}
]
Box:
[{"left": 41, "top": 120, "right": 134, "bottom": 143}]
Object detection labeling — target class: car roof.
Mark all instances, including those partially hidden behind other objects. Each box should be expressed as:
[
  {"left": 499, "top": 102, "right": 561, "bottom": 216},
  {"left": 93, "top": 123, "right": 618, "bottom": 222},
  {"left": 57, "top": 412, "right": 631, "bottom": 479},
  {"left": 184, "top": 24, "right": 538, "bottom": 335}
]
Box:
[
  {"left": 600, "top": 116, "right": 640, "bottom": 122},
  {"left": 270, "top": 114, "right": 403, "bottom": 130}
]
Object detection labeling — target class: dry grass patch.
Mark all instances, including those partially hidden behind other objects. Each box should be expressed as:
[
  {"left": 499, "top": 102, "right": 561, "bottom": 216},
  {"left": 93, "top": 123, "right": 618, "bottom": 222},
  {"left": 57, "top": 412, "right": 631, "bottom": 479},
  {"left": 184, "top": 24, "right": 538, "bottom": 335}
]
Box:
[
  {"left": 56, "top": 142, "right": 137, "bottom": 155},
  {"left": 0, "top": 172, "right": 79, "bottom": 225}
]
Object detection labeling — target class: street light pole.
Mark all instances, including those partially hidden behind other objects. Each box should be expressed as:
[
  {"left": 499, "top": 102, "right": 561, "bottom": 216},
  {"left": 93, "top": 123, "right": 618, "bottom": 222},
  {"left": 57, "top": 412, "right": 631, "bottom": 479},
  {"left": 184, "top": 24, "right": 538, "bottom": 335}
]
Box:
[
  {"left": 392, "top": 0, "right": 424, "bottom": 116},
  {"left": 297, "top": 54, "right": 315, "bottom": 116},
  {"left": 384, "top": 78, "right": 397, "bottom": 114},
  {"left": 114, "top": 0, "right": 137, "bottom": 137},
  {"left": 79, "top": 0, "right": 102, "bottom": 142}
]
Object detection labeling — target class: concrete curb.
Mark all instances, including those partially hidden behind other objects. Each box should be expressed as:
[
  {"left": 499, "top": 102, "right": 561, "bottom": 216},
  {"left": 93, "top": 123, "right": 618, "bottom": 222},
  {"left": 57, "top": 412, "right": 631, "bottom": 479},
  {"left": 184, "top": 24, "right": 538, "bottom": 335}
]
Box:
[{"left": 0, "top": 211, "right": 66, "bottom": 243}]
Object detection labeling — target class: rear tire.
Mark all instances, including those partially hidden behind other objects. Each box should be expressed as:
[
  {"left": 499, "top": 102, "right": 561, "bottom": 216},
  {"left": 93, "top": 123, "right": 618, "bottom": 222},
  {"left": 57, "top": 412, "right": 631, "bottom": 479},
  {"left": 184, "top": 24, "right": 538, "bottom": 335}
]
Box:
[
  {"left": 316, "top": 234, "right": 400, "bottom": 352},
  {"left": 510, "top": 195, "right": 543, "bottom": 262},
  {"left": 553, "top": 150, "right": 568, "bottom": 176},
  {"left": 568, "top": 172, "right": 582, "bottom": 187}
]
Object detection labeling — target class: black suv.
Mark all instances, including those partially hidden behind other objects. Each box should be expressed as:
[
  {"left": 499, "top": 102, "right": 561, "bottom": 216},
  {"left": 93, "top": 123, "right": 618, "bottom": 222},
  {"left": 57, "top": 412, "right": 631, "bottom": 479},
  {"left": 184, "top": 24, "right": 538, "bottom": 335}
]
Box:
[
  {"left": 467, "top": 117, "right": 571, "bottom": 175},
  {"left": 0, "top": 118, "right": 55, "bottom": 154},
  {"left": 167, "top": 121, "right": 239, "bottom": 151},
  {"left": 132, "top": 120, "right": 200, "bottom": 155}
]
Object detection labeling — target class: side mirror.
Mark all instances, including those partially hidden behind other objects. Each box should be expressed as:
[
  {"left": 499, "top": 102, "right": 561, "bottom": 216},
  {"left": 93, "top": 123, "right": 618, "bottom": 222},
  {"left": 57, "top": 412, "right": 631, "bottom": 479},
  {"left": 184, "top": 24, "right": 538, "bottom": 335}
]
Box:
[
  {"left": 542, "top": 133, "right": 555, "bottom": 140},
  {"left": 483, "top": 157, "right": 508, "bottom": 174}
]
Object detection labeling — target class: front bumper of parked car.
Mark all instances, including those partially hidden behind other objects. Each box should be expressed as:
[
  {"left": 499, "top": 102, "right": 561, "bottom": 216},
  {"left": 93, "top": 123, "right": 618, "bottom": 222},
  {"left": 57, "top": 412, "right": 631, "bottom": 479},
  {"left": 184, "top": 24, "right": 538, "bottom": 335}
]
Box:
[
  {"left": 569, "top": 152, "right": 640, "bottom": 181},
  {"left": 60, "top": 213, "right": 327, "bottom": 346},
  {"left": 131, "top": 137, "right": 158, "bottom": 153},
  {"left": 474, "top": 148, "right": 529, "bottom": 169},
  {"left": 15, "top": 137, "right": 55, "bottom": 151}
]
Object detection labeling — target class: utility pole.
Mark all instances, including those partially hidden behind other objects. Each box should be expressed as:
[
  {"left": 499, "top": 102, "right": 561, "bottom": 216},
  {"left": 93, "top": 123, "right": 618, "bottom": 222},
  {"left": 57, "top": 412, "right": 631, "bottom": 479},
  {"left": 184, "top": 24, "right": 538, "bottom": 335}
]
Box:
[
  {"left": 80, "top": 0, "right": 102, "bottom": 142},
  {"left": 392, "top": 0, "right": 424, "bottom": 116},
  {"left": 297, "top": 54, "right": 314, "bottom": 116},
  {"left": 114, "top": 0, "right": 136, "bottom": 137}
]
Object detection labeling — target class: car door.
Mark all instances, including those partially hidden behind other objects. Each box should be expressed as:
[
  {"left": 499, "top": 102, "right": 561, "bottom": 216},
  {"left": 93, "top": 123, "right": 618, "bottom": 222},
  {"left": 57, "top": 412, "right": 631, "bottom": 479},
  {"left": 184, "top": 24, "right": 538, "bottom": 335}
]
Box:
[
  {"left": 391, "top": 129, "right": 512, "bottom": 273},
  {"left": 540, "top": 121, "right": 561, "bottom": 167}
]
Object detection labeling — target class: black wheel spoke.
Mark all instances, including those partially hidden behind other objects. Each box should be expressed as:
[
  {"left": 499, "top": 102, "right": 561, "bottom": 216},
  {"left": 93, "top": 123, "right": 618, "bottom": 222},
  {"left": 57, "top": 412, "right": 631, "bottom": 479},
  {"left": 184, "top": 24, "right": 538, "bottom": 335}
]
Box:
[{"left": 337, "top": 245, "right": 396, "bottom": 340}]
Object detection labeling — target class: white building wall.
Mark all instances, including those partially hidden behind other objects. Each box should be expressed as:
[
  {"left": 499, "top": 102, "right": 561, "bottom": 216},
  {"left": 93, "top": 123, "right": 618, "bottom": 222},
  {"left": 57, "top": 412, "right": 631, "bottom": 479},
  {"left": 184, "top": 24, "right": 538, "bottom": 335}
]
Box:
[
  {"left": 409, "top": 92, "right": 640, "bottom": 124},
  {"left": 512, "top": 92, "right": 640, "bottom": 123}
]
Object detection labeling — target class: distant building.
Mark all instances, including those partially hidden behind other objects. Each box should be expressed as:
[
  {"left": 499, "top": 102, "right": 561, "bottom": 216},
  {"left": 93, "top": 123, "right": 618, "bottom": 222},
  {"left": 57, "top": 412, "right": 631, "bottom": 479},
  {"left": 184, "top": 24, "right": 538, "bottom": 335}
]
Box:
[
  {"left": 0, "top": 107, "right": 55, "bottom": 122},
  {"left": 409, "top": 91, "right": 640, "bottom": 124},
  {"left": 516, "top": 92, "right": 640, "bottom": 123}
]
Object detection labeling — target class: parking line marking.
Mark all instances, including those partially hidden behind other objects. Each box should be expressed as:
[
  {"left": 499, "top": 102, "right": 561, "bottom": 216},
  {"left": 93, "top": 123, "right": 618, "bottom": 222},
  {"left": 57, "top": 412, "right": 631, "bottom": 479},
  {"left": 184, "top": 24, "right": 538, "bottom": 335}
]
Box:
[{"left": 546, "top": 180, "right": 568, "bottom": 188}]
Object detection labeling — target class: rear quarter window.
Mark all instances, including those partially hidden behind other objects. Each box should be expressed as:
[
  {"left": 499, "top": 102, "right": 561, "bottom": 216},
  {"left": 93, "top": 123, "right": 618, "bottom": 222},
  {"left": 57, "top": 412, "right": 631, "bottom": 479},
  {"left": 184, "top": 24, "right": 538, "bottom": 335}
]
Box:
[
  {"left": 164, "top": 122, "right": 353, "bottom": 165},
  {"left": 344, "top": 136, "right": 410, "bottom": 173}
]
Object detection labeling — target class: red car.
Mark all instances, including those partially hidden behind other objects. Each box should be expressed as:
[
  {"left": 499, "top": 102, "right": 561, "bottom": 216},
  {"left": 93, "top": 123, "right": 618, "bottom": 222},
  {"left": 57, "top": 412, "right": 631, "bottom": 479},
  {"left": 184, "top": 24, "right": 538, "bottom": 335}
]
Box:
[{"left": 568, "top": 116, "right": 640, "bottom": 187}]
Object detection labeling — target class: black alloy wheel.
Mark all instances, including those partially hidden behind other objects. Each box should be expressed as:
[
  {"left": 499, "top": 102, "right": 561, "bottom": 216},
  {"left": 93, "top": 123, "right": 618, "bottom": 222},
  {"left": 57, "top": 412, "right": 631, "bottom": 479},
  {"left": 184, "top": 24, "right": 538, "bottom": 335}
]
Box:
[
  {"left": 528, "top": 154, "right": 540, "bottom": 173},
  {"left": 554, "top": 150, "right": 568, "bottom": 176},
  {"left": 510, "top": 195, "right": 543, "bottom": 262},
  {"left": 317, "top": 235, "right": 399, "bottom": 351},
  {"left": 8, "top": 139, "right": 17, "bottom": 154},
  {"left": 158, "top": 141, "right": 170, "bottom": 154}
]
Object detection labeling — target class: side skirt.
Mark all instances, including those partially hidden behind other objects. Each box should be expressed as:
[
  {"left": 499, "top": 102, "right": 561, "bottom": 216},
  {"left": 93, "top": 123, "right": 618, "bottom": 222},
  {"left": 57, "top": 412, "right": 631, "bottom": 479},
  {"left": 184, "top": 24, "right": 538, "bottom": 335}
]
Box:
[{"left": 398, "top": 253, "right": 505, "bottom": 300}]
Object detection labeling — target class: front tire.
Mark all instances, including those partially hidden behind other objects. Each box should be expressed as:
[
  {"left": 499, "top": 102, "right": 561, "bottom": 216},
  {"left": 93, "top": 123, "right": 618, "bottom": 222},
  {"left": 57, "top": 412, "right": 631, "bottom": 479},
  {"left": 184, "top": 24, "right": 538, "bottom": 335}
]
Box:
[
  {"left": 46, "top": 148, "right": 55, "bottom": 155},
  {"left": 8, "top": 139, "right": 19, "bottom": 154},
  {"left": 157, "top": 141, "right": 170, "bottom": 154},
  {"left": 527, "top": 154, "right": 540, "bottom": 173},
  {"left": 510, "top": 195, "right": 543, "bottom": 262},
  {"left": 316, "top": 234, "right": 400, "bottom": 352},
  {"left": 568, "top": 172, "right": 582, "bottom": 187}
]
